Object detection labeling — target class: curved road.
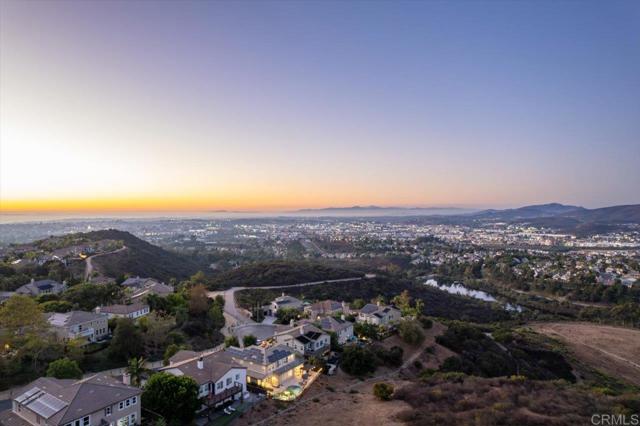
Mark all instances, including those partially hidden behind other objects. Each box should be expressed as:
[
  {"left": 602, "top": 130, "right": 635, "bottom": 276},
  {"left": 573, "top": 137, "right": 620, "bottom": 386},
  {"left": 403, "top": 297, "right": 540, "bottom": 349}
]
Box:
[
  {"left": 208, "top": 277, "right": 365, "bottom": 331},
  {"left": 84, "top": 246, "right": 127, "bottom": 281}
]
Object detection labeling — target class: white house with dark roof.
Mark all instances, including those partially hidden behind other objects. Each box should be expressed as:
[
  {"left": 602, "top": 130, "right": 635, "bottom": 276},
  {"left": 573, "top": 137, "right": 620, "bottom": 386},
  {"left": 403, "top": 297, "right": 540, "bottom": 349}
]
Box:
[
  {"left": 0, "top": 374, "right": 141, "bottom": 426},
  {"left": 357, "top": 303, "right": 401, "bottom": 327},
  {"left": 46, "top": 311, "right": 109, "bottom": 345},
  {"left": 15, "top": 279, "right": 66, "bottom": 297},
  {"left": 274, "top": 323, "right": 330, "bottom": 357}
]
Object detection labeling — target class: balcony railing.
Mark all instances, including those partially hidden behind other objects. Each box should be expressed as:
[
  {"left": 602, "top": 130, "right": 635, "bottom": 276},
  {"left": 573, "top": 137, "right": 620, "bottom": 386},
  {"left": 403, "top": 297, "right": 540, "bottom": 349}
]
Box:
[{"left": 206, "top": 384, "right": 243, "bottom": 406}]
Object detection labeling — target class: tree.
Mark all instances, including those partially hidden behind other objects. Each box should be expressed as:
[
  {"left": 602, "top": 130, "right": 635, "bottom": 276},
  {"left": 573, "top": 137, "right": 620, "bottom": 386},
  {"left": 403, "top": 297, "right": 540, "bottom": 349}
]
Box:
[
  {"left": 397, "top": 319, "right": 425, "bottom": 346},
  {"left": 109, "top": 318, "right": 144, "bottom": 361},
  {"left": 62, "top": 283, "right": 123, "bottom": 311},
  {"left": 0, "top": 295, "right": 48, "bottom": 339},
  {"left": 351, "top": 299, "right": 366, "bottom": 310},
  {"left": 224, "top": 335, "right": 239, "bottom": 347},
  {"left": 188, "top": 284, "right": 209, "bottom": 317},
  {"left": 142, "top": 372, "right": 200, "bottom": 426},
  {"left": 341, "top": 345, "right": 376, "bottom": 376},
  {"left": 354, "top": 322, "right": 379, "bottom": 340},
  {"left": 142, "top": 314, "right": 175, "bottom": 358},
  {"left": 46, "top": 358, "right": 82, "bottom": 379},
  {"left": 40, "top": 300, "right": 73, "bottom": 313},
  {"left": 208, "top": 304, "right": 225, "bottom": 330},
  {"left": 163, "top": 344, "right": 180, "bottom": 366},
  {"left": 243, "top": 334, "right": 257, "bottom": 347},
  {"left": 373, "top": 382, "right": 394, "bottom": 401},
  {"left": 276, "top": 307, "right": 300, "bottom": 324},
  {"left": 127, "top": 357, "right": 147, "bottom": 386}
]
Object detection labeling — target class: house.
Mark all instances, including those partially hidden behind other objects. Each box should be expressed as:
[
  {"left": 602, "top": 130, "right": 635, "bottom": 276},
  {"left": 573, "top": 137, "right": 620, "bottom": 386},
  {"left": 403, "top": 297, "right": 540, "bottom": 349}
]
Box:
[
  {"left": 223, "top": 345, "right": 305, "bottom": 394},
  {"left": 274, "top": 323, "right": 330, "bottom": 357},
  {"left": 304, "top": 300, "right": 348, "bottom": 319},
  {"left": 357, "top": 303, "right": 401, "bottom": 327},
  {"left": 130, "top": 282, "right": 174, "bottom": 301},
  {"left": 97, "top": 303, "right": 150, "bottom": 320},
  {"left": 318, "top": 316, "right": 354, "bottom": 345},
  {"left": 0, "top": 374, "right": 141, "bottom": 426},
  {"left": 121, "top": 276, "right": 160, "bottom": 288},
  {"left": 46, "top": 311, "right": 109, "bottom": 345},
  {"left": 15, "top": 279, "right": 66, "bottom": 297},
  {"left": 263, "top": 293, "right": 304, "bottom": 317},
  {"left": 160, "top": 351, "right": 248, "bottom": 408}
]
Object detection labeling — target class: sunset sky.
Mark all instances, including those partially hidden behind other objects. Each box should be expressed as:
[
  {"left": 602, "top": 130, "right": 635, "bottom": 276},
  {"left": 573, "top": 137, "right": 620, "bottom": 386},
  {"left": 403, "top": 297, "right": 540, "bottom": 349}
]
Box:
[{"left": 1, "top": 0, "right": 639, "bottom": 212}]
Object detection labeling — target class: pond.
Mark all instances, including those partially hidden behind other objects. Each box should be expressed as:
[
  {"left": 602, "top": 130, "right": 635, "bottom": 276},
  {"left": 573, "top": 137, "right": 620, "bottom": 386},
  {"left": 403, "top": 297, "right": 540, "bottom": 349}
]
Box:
[{"left": 424, "top": 279, "right": 523, "bottom": 312}]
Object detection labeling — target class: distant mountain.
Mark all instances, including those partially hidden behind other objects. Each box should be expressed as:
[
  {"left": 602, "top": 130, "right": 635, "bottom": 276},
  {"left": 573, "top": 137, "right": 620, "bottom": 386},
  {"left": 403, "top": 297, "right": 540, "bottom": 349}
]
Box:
[
  {"left": 473, "top": 203, "right": 640, "bottom": 225},
  {"left": 82, "top": 229, "right": 202, "bottom": 281},
  {"left": 295, "top": 206, "right": 476, "bottom": 216},
  {"left": 473, "top": 203, "right": 587, "bottom": 220}
]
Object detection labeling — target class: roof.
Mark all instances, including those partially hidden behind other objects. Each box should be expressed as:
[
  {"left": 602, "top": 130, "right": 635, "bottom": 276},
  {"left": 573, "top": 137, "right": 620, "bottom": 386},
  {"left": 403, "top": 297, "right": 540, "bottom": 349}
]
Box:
[
  {"left": 319, "top": 316, "right": 352, "bottom": 333},
  {"left": 0, "top": 410, "right": 31, "bottom": 426},
  {"left": 121, "top": 277, "right": 161, "bottom": 288},
  {"left": 308, "top": 300, "right": 343, "bottom": 314},
  {"left": 15, "top": 280, "right": 64, "bottom": 295},
  {"left": 99, "top": 303, "right": 148, "bottom": 315},
  {"left": 11, "top": 375, "right": 140, "bottom": 426},
  {"left": 169, "top": 350, "right": 199, "bottom": 364},
  {"left": 160, "top": 351, "right": 245, "bottom": 386},
  {"left": 273, "top": 295, "right": 302, "bottom": 306},
  {"left": 46, "top": 311, "right": 107, "bottom": 328},
  {"left": 360, "top": 304, "right": 379, "bottom": 314}
]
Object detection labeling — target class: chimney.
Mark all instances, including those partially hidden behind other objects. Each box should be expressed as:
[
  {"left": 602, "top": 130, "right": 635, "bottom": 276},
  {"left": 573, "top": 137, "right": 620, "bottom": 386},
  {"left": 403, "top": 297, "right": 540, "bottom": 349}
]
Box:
[
  {"left": 197, "top": 357, "right": 204, "bottom": 370},
  {"left": 281, "top": 292, "right": 285, "bottom": 298},
  {"left": 122, "top": 372, "right": 131, "bottom": 386},
  {"left": 341, "top": 314, "right": 346, "bottom": 321},
  {"left": 377, "top": 300, "right": 381, "bottom": 307},
  {"left": 95, "top": 306, "right": 101, "bottom": 314},
  {"left": 31, "top": 278, "right": 35, "bottom": 284},
  {"left": 289, "top": 319, "right": 295, "bottom": 327}
]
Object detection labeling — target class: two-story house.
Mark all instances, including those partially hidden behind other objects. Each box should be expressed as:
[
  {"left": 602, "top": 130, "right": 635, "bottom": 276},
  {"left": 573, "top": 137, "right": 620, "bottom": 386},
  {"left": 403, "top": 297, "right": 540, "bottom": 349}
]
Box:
[
  {"left": 0, "top": 374, "right": 141, "bottom": 426},
  {"left": 263, "top": 293, "right": 304, "bottom": 317},
  {"left": 274, "top": 324, "right": 330, "bottom": 357},
  {"left": 304, "top": 300, "right": 348, "bottom": 319},
  {"left": 357, "top": 303, "right": 401, "bottom": 327},
  {"left": 161, "top": 351, "right": 248, "bottom": 408},
  {"left": 46, "top": 311, "right": 109, "bottom": 345},
  {"left": 318, "top": 316, "right": 354, "bottom": 345},
  {"left": 224, "top": 345, "right": 304, "bottom": 394}
]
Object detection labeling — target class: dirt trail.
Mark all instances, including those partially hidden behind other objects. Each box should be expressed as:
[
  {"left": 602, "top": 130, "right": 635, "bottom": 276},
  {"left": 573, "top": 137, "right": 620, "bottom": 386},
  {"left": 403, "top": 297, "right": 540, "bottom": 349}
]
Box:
[{"left": 83, "top": 245, "right": 127, "bottom": 281}]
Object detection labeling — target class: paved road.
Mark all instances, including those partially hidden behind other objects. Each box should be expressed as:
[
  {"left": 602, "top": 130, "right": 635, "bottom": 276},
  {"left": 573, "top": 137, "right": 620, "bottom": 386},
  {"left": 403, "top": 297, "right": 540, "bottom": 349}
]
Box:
[
  {"left": 208, "top": 277, "right": 365, "bottom": 329},
  {"left": 84, "top": 246, "right": 127, "bottom": 281}
]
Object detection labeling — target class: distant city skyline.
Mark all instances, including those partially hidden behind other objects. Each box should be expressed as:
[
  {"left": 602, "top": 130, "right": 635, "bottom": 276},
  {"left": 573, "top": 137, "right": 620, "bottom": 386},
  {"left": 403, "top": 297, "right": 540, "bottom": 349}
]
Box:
[{"left": 1, "top": 0, "right": 639, "bottom": 212}]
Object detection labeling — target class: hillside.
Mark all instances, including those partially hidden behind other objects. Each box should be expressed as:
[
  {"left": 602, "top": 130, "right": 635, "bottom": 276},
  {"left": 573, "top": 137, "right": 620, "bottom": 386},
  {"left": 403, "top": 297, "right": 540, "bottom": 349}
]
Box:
[
  {"left": 81, "top": 229, "right": 202, "bottom": 281},
  {"left": 208, "top": 260, "right": 364, "bottom": 289},
  {"left": 473, "top": 203, "right": 586, "bottom": 220}
]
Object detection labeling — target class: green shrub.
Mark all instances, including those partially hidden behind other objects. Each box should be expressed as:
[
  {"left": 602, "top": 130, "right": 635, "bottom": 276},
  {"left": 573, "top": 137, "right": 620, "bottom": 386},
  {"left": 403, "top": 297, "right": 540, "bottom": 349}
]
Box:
[{"left": 373, "top": 382, "right": 394, "bottom": 401}]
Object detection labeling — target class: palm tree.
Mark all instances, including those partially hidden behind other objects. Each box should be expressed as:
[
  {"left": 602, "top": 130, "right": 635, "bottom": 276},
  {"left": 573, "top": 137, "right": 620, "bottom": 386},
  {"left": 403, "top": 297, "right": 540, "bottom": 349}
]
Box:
[{"left": 126, "top": 356, "right": 147, "bottom": 387}]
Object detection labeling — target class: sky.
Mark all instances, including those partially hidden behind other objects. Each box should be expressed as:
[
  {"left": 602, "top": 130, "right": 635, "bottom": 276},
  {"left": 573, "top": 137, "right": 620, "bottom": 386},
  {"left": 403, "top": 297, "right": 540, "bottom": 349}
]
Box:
[{"left": 1, "top": 0, "right": 639, "bottom": 212}]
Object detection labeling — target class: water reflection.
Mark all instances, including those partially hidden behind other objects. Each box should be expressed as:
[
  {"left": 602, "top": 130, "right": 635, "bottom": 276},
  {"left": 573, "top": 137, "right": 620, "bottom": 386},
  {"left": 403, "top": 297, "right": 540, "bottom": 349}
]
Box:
[{"left": 424, "top": 279, "right": 523, "bottom": 312}]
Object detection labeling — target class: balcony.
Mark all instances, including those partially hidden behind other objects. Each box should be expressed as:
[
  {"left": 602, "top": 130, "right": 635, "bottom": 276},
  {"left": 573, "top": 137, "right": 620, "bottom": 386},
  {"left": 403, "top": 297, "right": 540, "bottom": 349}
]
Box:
[{"left": 206, "top": 384, "right": 243, "bottom": 406}]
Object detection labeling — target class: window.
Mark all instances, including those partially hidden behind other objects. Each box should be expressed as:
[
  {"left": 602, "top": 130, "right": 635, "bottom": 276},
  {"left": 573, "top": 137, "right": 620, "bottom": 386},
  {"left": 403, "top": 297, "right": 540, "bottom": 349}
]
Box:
[
  {"left": 226, "top": 377, "right": 232, "bottom": 386},
  {"left": 131, "top": 396, "right": 137, "bottom": 405},
  {"left": 83, "top": 416, "right": 90, "bottom": 426},
  {"left": 235, "top": 374, "right": 240, "bottom": 381},
  {"left": 216, "top": 381, "right": 223, "bottom": 389},
  {"left": 105, "top": 406, "right": 112, "bottom": 416},
  {"left": 125, "top": 399, "right": 131, "bottom": 408},
  {"left": 119, "top": 401, "right": 124, "bottom": 410}
]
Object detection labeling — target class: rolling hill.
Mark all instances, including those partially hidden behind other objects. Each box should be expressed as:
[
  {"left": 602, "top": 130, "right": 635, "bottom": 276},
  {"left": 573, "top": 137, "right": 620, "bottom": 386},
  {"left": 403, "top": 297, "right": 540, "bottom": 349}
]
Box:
[{"left": 81, "top": 229, "right": 202, "bottom": 281}]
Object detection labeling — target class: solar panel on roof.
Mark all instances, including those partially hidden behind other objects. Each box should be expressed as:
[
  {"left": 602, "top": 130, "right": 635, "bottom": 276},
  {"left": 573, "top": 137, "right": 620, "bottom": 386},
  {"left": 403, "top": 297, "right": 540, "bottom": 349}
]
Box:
[
  {"left": 15, "top": 387, "right": 41, "bottom": 404},
  {"left": 27, "top": 392, "right": 67, "bottom": 419}
]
